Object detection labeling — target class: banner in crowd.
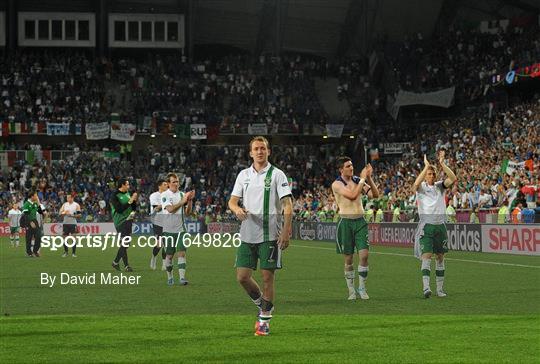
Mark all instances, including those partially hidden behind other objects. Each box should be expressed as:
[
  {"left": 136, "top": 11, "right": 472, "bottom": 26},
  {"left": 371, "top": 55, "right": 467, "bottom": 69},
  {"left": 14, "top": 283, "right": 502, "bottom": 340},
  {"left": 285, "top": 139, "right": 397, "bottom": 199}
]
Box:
[
  {"left": 507, "top": 161, "right": 526, "bottom": 175},
  {"left": 0, "top": 152, "right": 7, "bottom": 170},
  {"left": 190, "top": 124, "right": 207, "bottom": 140},
  {"left": 248, "top": 124, "right": 268, "bottom": 135},
  {"left": 1, "top": 121, "right": 48, "bottom": 135},
  {"left": 326, "top": 124, "right": 344, "bottom": 138},
  {"left": 103, "top": 151, "right": 120, "bottom": 159},
  {"left": 380, "top": 143, "right": 412, "bottom": 154},
  {"left": 480, "top": 19, "right": 509, "bottom": 34},
  {"left": 46, "top": 122, "right": 71, "bottom": 136},
  {"left": 393, "top": 87, "right": 455, "bottom": 108},
  {"left": 8, "top": 122, "right": 21, "bottom": 134},
  {"left": 86, "top": 122, "right": 110, "bottom": 140},
  {"left": 481, "top": 225, "right": 539, "bottom": 256},
  {"left": 110, "top": 123, "right": 136, "bottom": 141}
]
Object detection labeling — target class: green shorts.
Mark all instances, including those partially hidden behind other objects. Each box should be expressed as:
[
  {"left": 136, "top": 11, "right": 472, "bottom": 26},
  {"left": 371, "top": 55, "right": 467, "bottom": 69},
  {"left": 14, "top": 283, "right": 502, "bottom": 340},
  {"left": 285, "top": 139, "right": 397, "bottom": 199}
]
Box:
[
  {"left": 419, "top": 223, "right": 448, "bottom": 255},
  {"left": 162, "top": 232, "right": 188, "bottom": 255},
  {"left": 336, "top": 217, "right": 369, "bottom": 254},
  {"left": 10, "top": 227, "right": 20, "bottom": 234},
  {"left": 235, "top": 241, "right": 282, "bottom": 270}
]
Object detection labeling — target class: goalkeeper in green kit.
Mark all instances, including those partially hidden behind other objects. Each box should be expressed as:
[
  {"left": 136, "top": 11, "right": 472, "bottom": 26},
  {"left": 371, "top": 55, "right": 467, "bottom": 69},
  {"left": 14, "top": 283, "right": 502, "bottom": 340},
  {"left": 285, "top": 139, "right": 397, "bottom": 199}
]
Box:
[{"left": 110, "top": 178, "right": 138, "bottom": 272}]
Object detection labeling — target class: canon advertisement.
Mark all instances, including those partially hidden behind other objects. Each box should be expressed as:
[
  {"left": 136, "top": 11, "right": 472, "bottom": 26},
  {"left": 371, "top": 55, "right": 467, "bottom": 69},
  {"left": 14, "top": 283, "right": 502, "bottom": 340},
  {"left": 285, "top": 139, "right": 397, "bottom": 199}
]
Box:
[{"left": 41, "top": 222, "right": 203, "bottom": 236}]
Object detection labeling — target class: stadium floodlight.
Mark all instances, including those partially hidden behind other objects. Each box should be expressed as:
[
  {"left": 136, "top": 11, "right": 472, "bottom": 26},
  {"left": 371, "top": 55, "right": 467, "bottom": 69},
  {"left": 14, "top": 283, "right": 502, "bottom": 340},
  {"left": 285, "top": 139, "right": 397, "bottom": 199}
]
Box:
[
  {"left": 150, "top": 134, "right": 156, "bottom": 138},
  {"left": 349, "top": 135, "right": 355, "bottom": 139},
  {"left": 173, "top": 134, "right": 177, "bottom": 138},
  {"left": 323, "top": 135, "right": 328, "bottom": 139}
]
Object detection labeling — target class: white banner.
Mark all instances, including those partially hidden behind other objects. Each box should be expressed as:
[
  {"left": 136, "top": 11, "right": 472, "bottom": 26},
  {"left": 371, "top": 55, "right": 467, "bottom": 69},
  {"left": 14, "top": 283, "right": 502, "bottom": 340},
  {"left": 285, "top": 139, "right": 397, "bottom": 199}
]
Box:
[
  {"left": 506, "top": 161, "right": 526, "bottom": 175},
  {"left": 190, "top": 123, "right": 207, "bottom": 140},
  {"left": 480, "top": 19, "right": 509, "bottom": 34},
  {"left": 86, "top": 122, "right": 110, "bottom": 140},
  {"left": 381, "top": 142, "right": 412, "bottom": 154},
  {"left": 326, "top": 124, "right": 344, "bottom": 138},
  {"left": 248, "top": 124, "right": 268, "bottom": 135},
  {"left": 110, "top": 123, "right": 136, "bottom": 141},
  {"left": 394, "top": 87, "right": 455, "bottom": 108},
  {"left": 481, "top": 225, "right": 540, "bottom": 256},
  {"left": 43, "top": 223, "right": 117, "bottom": 236},
  {"left": 46, "top": 122, "right": 70, "bottom": 136}
]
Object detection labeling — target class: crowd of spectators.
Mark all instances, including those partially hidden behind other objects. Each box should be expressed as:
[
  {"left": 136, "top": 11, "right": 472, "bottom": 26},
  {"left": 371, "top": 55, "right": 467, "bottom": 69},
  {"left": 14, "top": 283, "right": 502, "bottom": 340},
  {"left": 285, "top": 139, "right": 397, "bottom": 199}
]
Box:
[
  {"left": 1, "top": 51, "right": 109, "bottom": 126},
  {"left": 1, "top": 18, "right": 539, "bottom": 225},
  {"left": 387, "top": 19, "right": 540, "bottom": 98},
  {"left": 1, "top": 51, "right": 332, "bottom": 136},
  {"left": 1, "top": 96, "right": 538, "bottom": 224},
  {"left": 127, "top": 54, "right": 328, "bottom": 134}
]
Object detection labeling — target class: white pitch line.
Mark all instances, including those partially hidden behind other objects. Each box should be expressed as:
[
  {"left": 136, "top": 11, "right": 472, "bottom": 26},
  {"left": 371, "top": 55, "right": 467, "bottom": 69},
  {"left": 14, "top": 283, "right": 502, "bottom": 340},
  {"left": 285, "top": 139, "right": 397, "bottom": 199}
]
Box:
[{"left": 292, "top": 244, "right": 540, "bottom": 269}]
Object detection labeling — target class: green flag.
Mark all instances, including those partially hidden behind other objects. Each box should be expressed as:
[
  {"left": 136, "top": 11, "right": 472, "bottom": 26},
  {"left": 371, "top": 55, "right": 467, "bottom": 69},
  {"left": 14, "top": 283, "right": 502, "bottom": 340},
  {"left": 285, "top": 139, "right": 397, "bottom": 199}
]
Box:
[
  {"left": 26, "top": 150, "right": 35, "bottom": 164},
  {"left": 175, "top": 124, "right": 191, "bottom": 139},
  {"left": 500, "top": 158, "right": 509, "bottom": 174}
]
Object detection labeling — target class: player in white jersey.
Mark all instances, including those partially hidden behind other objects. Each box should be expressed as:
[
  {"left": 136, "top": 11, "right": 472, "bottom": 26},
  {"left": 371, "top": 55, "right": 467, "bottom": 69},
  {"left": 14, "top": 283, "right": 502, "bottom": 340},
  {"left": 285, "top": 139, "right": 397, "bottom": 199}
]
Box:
[
  {"left": 413, "top": 150, "right": 457, "bottom": 298},
  {"left": 229, "top": 136, "right": 293, "bottom": 336},
  {"left": 8, "top": 203, "right": 22, "bottom": 247},
  {"left": 161, "top": 173, "right": 195, "bottom": 286},
  {"left": 149, "top": 179, "right": 169, "bottom": 270},
  {"left": 60, "top": 194, "right": 81, "bottom": 257}
]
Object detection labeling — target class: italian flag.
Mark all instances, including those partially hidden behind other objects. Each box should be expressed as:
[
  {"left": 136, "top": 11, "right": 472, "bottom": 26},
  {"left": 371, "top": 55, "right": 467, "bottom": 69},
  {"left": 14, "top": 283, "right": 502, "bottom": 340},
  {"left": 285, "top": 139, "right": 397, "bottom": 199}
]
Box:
[{"left": 9, "top": 122, "right": 21, "bottom": 134}]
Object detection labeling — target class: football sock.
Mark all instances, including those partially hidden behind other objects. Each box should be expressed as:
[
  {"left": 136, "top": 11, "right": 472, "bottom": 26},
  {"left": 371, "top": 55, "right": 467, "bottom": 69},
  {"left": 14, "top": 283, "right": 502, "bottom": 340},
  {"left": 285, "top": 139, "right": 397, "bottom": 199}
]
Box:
[
  {"left": 166, "top": 257, "right": 173, "bottom": 279},
  {"left": 177, "top": 256, "right": 186, "bottom": 280},
  {"left": 260, "top": 298, "right": 273, "bottom": 320},
  {"left": 436, "top": 260, "right": 445, "bottom": 292},
  {"left": 152, "top": 246, "right": 160, "bottom": 257},
  {"left": 421, "top": 258, "right": 431, "bottom": 290},
  {"left": 249, "top": 291, "right": 263, "bottom": 307},
  {"left": 358, "top": 265, "right": 369, "bottom": 290},
  {"left": 344, "top": 265, "right": 355, "bottom": 293}
]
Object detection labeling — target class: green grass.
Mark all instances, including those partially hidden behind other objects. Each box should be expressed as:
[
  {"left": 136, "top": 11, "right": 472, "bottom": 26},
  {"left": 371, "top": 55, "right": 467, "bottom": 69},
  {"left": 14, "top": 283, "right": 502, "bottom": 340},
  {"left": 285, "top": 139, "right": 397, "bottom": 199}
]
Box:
[{"left": 1, "top": 236, "right": 539, "bottom": 363}]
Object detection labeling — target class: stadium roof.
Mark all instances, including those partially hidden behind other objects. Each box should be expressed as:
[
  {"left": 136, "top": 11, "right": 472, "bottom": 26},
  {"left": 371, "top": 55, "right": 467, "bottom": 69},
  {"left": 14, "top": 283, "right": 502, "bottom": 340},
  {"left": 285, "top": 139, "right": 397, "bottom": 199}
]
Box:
[{"left": 2, "top": 0, "right": 539, "bottom": 56}]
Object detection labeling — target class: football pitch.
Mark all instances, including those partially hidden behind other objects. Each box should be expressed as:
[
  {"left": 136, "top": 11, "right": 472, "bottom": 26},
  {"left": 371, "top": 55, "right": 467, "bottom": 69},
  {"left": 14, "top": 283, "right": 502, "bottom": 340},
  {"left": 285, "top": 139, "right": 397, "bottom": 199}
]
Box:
[{"left": 1, "top": 236, "right": 539, "bottom": 363}]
